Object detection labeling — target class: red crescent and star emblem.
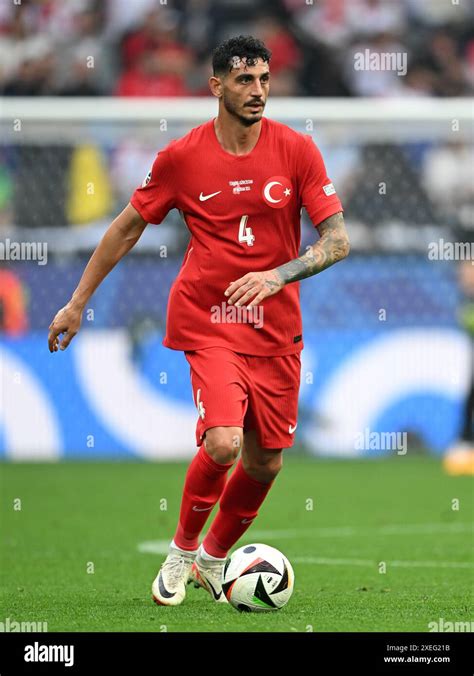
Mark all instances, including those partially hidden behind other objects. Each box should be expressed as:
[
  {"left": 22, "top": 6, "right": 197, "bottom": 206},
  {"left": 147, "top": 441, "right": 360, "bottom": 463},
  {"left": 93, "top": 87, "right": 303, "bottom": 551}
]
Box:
[{"left": 262, "top": 176, "right": 293, "bottom": 209}]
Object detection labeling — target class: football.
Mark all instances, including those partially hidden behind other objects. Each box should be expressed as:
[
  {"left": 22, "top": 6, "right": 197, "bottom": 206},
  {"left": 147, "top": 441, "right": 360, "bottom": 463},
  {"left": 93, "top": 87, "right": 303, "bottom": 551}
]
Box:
[{"left": 222, "top": 543, "right": 294, "bottom": 612}]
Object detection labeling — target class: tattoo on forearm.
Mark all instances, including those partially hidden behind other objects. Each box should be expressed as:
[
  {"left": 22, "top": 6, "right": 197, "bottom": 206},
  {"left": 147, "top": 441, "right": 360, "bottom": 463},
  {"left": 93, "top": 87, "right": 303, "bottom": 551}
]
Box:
[{"left": 275, "top": 212, "right": 349, "bottom": 284}]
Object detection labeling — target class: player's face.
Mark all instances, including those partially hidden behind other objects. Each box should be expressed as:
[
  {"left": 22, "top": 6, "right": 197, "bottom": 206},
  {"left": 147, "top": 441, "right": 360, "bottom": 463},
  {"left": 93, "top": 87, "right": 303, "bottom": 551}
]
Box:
[{"left": 221, "top": 58, "right": 270, "bottom": 127}]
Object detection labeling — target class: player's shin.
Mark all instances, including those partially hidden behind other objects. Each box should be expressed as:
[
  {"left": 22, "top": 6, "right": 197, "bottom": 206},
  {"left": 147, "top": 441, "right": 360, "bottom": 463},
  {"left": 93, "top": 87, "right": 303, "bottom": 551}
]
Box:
[
  {"left": 202, "top": 459, "right": 273, "bottom": 558},
  {"left": 173, "top": 444, "right": 234, "bottom": 551}
]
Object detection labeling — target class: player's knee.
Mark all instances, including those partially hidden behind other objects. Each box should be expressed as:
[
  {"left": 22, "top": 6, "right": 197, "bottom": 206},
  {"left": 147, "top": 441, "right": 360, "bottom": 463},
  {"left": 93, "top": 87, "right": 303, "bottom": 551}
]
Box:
[
  {"left": 204, "top": 427, "right": 242, "bottom": 464},
  {"left": 243, "top": 451, "right": 283, "bottom": 482}
]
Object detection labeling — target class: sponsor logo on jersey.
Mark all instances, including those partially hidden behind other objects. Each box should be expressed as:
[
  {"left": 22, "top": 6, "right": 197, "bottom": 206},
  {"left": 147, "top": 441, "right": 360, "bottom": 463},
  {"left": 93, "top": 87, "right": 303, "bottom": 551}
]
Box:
[
  {"left": 323, "top": 183, "right": 336, "bottom": 196},
  {"left": 262, "top": 176, "right": 293, "bottom": 209}
]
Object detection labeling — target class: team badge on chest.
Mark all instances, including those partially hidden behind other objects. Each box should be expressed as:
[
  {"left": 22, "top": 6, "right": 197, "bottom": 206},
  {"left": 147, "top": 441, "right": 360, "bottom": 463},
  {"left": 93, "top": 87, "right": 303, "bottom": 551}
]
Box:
[{"left": 262, "top": 176, "right": 293, "bottom": 209}]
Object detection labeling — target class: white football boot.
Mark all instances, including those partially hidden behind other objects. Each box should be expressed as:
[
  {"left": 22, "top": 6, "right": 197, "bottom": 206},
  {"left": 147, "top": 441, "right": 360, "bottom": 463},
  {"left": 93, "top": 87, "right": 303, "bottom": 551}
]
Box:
[
  {"left": 152, "top": 543, "right": 197, "bottom": 606},
  {"left": 187, "top": 547, "right": 228, "bottom": 603}
]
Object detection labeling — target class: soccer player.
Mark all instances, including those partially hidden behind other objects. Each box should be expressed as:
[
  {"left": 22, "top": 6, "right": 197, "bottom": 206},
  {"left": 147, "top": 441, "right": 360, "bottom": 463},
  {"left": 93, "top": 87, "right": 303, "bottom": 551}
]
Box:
[{"left": 48, "top": 36, "right": 350, "bottom": 605}]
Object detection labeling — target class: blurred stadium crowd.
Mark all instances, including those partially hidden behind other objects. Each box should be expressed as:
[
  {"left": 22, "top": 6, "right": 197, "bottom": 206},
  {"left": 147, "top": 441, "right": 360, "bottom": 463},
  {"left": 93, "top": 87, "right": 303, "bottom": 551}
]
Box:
[
  {"left": 0, "top": 0, "right": 473, "bottom": 97},
  {"left": 0, "top": 0, "right": 472, "bottom": 237}
]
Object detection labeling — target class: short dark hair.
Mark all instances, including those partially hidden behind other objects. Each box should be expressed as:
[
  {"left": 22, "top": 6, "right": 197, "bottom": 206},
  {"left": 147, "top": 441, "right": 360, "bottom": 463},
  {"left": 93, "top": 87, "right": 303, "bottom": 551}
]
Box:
[{"left": 212, "top": 35, "right": 271, "bottom": 76}]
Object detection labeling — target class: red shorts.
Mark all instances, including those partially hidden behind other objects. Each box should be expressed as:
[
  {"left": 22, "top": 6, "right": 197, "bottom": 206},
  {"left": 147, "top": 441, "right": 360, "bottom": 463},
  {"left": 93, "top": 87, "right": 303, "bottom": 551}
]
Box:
[{"left": 184, "top": 347, "right": 301, "bottom": 450}]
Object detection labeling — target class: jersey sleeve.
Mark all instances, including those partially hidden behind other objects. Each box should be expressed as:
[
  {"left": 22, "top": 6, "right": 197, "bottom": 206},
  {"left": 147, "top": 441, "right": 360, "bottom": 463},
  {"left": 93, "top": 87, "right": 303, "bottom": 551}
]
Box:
[
  {"left": 298, "top": 135, "right": 343, "bottom": 227},
  {"left": 130, "top": 145, "right": 176, "bottom": 224}
]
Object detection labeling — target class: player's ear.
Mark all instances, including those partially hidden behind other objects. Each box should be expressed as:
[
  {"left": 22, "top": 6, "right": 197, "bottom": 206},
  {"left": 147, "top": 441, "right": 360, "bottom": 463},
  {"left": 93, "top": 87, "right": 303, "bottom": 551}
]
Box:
[{"left": 209, "top": 75, "right": 223, "bottom": 98}]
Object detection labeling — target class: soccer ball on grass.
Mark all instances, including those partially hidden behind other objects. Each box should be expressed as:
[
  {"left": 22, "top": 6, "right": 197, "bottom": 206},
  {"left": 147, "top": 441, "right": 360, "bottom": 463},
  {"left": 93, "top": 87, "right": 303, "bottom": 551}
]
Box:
[{"left": 222, "top": 543, "right": 294, "bottom": 612}]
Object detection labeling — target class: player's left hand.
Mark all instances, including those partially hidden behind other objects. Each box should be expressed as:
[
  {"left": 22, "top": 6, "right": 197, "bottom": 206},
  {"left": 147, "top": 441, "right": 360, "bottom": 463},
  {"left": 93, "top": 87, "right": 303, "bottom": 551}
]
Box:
[{"left": 224, "top": 270, "right": 284, "bottom": 308}]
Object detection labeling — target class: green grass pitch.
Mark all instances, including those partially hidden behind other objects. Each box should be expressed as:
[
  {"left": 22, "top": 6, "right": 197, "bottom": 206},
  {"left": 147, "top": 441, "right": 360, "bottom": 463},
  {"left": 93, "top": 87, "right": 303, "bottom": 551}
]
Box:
[{"left": 0, "top": 455, "right": 472, "bottom": 632}]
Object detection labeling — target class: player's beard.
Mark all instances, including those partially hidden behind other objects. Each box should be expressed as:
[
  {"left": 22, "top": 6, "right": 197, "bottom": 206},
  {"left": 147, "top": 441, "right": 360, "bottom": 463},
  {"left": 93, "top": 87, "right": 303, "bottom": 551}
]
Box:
[{"left": 222, "top": 92, "right": 265, "bottom": 127}]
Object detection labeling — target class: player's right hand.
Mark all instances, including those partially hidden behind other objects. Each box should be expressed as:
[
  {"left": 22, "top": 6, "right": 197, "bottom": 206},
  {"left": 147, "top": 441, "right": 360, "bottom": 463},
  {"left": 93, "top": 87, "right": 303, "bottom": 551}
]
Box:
[{"left": 48, "top": 302, "right": 83, "bottom": 353}]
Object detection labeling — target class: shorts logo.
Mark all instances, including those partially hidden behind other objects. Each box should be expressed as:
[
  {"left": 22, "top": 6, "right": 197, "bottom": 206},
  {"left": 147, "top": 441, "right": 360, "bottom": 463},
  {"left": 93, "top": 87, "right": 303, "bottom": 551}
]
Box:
[
  {"left": 196, "top": 388, "right": 206, "bottom": 420},
  {"left": 288, "top": 423, "right": 298, "bottom": 434},
  {"left": 262, "top": 176, "right": 293, "bottom": 209}
]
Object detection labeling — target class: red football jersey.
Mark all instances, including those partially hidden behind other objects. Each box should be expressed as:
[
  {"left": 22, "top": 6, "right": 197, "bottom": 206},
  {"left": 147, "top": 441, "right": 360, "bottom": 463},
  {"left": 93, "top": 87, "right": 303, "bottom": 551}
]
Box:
[{"left": 130, "top": 117, "right": 343, "bottom": 356}]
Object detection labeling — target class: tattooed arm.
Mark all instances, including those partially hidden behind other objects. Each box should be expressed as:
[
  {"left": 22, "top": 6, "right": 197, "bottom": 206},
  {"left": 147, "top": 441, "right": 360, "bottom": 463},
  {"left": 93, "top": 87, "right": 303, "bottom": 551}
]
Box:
[
  {"left": 224, "top": 212, "right": 349, "bottom": 309},
  {"left": 275, "top": 211, "right": 349, "bottom": 283}
]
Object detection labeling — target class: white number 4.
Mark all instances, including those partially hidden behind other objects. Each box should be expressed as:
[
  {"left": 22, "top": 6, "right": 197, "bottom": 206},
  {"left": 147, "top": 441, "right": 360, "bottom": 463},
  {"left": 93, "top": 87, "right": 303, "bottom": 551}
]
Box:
[{"left": 238, "top": 215, "right": 255, "bottom": 247}]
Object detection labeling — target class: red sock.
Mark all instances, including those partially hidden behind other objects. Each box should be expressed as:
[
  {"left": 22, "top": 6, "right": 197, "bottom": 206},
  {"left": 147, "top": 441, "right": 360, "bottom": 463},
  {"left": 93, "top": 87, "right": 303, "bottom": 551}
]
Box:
[
  {"left": 173, "top": 444, "right": 233, "bottom": 551},
  {"left": 202, "top": 459, "right": 273, "bottom": 558}
]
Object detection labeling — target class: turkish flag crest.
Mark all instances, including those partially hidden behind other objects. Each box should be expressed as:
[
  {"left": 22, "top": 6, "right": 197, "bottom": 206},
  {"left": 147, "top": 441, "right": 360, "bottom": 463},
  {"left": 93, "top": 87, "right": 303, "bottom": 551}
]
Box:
[{"left": 262, "top": 176, "right": 293, "bottom": 209}]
